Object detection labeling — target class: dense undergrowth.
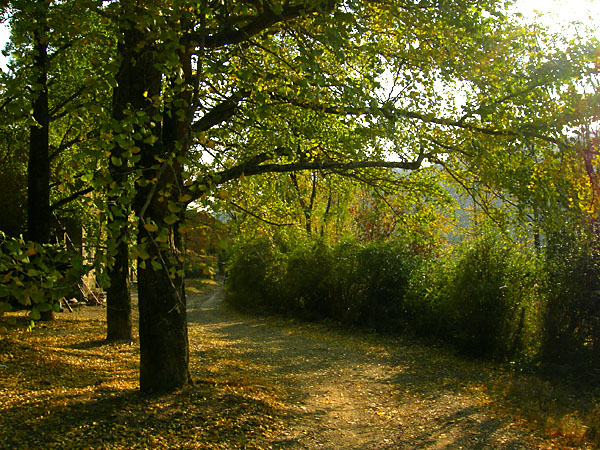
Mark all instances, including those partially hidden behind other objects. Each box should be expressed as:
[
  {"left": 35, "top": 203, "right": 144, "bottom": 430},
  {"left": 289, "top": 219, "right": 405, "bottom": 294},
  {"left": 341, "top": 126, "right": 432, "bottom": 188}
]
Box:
[{"left": 226, "top": 230, "right": 600, "bottom": 379}]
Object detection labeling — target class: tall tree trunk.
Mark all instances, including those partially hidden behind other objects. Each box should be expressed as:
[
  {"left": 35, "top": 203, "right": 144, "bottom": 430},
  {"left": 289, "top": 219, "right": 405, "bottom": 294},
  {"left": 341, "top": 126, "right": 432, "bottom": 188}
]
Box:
[
  {"left": 27, "top": 18, "right": 50, "bottom": 244},
  {"left": 134, "top": 39, "right": 193, "bottom": 393},
  {"left": 104, "top": 25, "right": 140, "bottom": 341},
  {"left": 27, "top": 3, "right": 53, "bottom": 321},
  {"left": 111, "top": 20, "right": 191, "bottom": 391}
]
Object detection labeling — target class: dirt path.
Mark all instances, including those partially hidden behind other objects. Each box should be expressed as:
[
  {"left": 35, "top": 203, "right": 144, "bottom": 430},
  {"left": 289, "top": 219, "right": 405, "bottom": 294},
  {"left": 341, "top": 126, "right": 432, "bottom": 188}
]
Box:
[{"left": 187, "top": 285, "right": 541, "bottom": 450}]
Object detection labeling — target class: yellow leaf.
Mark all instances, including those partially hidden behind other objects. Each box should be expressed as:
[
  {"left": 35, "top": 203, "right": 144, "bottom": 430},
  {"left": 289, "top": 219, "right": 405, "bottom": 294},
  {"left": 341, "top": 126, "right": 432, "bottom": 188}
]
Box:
[
  {"left": 24, "top": 244, "right": 37, "bottom": 257},
  {"left": 144, "top": 223, "right": 158, "bottom": 233}
]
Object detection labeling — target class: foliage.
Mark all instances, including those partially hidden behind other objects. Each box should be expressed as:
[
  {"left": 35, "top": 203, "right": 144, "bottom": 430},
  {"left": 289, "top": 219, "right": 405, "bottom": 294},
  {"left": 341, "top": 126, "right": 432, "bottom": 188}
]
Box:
[
  {"left": 348, "top": 168, "right": 455, "bottom": 254},
  {"left": 185, "top": 250, "right": 217, "bottom": 280},
  {"left": 226, "top": 236, "right": 422, "bottom": 330},
  {"left": 542, "top": 225, "right": 600, "bottom": 370},
  {"left": 406, "top": 229, "right": 543, "bottom": 360},
  {"left": 226, "top": 236, "right": 287, "bottom": 312},
  {"left": 0, "top": 231, "right": 87, "bottom": 321}
]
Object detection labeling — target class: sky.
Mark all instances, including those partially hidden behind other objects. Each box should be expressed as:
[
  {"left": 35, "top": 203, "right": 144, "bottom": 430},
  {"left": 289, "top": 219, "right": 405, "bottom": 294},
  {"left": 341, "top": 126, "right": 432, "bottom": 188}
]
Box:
[
  {"left": 0, "top": 0, "right": 598, "bottom": 71},
  {"left": 514, "top": 0, "right": 600, "bottom": 37}
]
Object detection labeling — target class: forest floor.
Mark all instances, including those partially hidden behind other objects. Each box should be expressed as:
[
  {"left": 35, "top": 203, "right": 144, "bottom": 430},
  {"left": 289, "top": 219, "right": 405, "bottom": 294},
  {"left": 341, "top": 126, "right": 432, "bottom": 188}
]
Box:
[{"left": 1, "top": 281, "right": 599, "bottom": 450}]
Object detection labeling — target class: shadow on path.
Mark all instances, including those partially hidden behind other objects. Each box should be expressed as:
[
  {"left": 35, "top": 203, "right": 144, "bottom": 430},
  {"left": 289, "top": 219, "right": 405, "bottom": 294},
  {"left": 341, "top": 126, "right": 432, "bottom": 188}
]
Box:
[{"left": 187, "top": 285, "right": 540, "bottom": 450}]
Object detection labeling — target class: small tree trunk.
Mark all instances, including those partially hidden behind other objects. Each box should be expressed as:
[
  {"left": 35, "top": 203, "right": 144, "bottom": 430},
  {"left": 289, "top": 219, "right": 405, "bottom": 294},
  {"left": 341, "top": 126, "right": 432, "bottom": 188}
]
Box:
[
  {"left": 106, "top": 238, "right": 133, "bottom": 341},
  {"left": 27, "top": 20, "right": 50, "bottom": 245},
  {"left": 27, "top": 6, "right": 53, "bottom": 321}
]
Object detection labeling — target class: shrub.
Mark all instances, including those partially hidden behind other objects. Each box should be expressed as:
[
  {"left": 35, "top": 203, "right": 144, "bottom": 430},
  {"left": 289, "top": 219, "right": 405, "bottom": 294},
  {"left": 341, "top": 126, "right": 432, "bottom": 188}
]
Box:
[
  {"left": 0, "top": 232, "right": 87, "bottom": 320},
  {"left": 542, "top": 228, "right": 600, "bottom": 370},
  {"left": 406, "top": 232, "right": 542, "bottom": 361},
  {"left": 226, "top": 236, "right": 422, "bottom": 329},
  {"left": 446, "top": 233, "right": 540, "bottom": 358},
  {"left": 332, "top": 240, "right": 421, "bottom": 329},
  {"left": 405, "top": 255, "right": 454, "bottom": 338},
  {"left": 282, "top": 239, "right": 335, "bottom": 318},
  {"left": 225, "top": 237, "right": 286, "bottom": 311},
  {"left": 225, "top": 230, "right": 545, "bottom": 362}
]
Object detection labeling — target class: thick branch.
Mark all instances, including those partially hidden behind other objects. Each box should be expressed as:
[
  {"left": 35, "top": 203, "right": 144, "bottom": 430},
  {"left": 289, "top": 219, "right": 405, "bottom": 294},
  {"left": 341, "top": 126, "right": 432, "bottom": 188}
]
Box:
[
  {"left": 199, "top": 1, "right": 337, "bottom": 49},
  {"left": 191, "top": 90, "right": 249, "bottom": 132},
  {"left": 188, "top": 152, "right": 427, "bottom": 201}
]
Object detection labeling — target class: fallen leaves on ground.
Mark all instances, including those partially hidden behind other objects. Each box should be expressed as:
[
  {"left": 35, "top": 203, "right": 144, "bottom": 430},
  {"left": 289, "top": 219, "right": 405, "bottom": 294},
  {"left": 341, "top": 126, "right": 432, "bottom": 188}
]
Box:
[
  {"left": 1, "top": 283, "right": 599, "bottom": 450},
  {"left": 0, "top": 305, "right": 287, "bottom": 450}
]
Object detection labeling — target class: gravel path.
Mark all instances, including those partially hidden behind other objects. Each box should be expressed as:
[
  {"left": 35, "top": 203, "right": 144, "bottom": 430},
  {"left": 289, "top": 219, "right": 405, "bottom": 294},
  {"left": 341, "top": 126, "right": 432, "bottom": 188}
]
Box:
[{"left": 186, "top": 285, "right": 541, "bottom": 450}]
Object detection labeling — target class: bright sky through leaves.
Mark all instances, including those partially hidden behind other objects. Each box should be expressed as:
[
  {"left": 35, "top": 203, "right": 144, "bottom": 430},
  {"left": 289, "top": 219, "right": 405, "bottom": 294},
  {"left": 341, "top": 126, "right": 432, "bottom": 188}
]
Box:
[{"left": 516, "top": 0, "right": 599, "bottom": 37}]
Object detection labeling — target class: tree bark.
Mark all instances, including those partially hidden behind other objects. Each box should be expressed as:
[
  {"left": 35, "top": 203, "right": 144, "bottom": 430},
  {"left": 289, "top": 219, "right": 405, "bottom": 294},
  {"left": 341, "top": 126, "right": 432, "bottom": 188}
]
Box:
[
  {"left": 136, "top": 222, "right": 190, "bottom": 393},
  {"left": 134, "top": 114, "right": 190, "bottom": 391},
  {"left": 104, "top": 23, "right": 141, "bottom": 341},
  {"left": 27, "top": 3, "right": 53, "bottom": 321},
  {"left": 106, "top": 238, "right": 132, "bottom": 341},
  {"left": 27, "top": 19, "right": 50, "bottom": 244}
]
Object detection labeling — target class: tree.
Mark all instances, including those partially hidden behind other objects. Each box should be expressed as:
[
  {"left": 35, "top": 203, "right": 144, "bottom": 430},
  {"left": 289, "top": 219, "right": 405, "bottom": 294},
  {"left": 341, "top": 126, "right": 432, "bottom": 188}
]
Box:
[
  {"left": 4, "top": 0, "right": 598, "bottom": 392},
  {"left": 1, "top": 0, "right": 115, "bottom": 320},
  {"left": 106, "top": 0, "right": 598, "bottom": 392}
]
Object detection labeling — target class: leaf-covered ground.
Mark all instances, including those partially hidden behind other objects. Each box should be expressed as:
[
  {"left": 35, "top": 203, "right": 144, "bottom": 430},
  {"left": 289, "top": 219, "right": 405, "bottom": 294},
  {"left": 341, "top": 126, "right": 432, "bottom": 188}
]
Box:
[{"left": 1, "top": 282, "right": 599, "bottom": 449}]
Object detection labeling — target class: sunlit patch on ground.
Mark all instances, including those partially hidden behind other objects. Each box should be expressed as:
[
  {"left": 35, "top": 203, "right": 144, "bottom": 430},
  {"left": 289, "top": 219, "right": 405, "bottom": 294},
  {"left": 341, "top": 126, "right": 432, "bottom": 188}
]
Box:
[{"left": 1, "top": 283, "right": 599, "bottom": 449}]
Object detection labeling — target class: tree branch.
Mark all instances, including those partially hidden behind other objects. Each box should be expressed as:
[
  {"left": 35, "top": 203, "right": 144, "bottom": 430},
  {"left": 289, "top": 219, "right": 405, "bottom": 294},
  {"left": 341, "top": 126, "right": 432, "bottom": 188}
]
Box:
[
  {"left": 271, "top": 93, "right": 565, "bottom": 146},
  {"left": 199, "top": 1, "right": 338, "bottom": 49},
  {"left": 50, "top": 186, "right": 94, "bottom": 212},
  {"left": 187, "top": 151, "right": 427, "bottom": 201},
  {"left": 191, "top": 90, "right": 249, "bottom": 132}
]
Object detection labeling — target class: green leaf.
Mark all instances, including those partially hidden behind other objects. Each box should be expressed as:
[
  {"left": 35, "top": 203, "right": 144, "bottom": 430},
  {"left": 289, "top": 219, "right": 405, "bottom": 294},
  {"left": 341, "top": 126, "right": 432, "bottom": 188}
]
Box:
[
  {"left": 164, "top": 214, "right": 179, "bottom": 225},
  {"left": 137, "top": 246, "right": 150, "bottom": 260},
  {"left": 144, "top": 222, "right": 158, "bottom": 233},
  {"left": 37, "top": 302, "right": 53, "bottom": 312},
  {"left": 30, "top": 308, "right": 41, "bottom": 321}
]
